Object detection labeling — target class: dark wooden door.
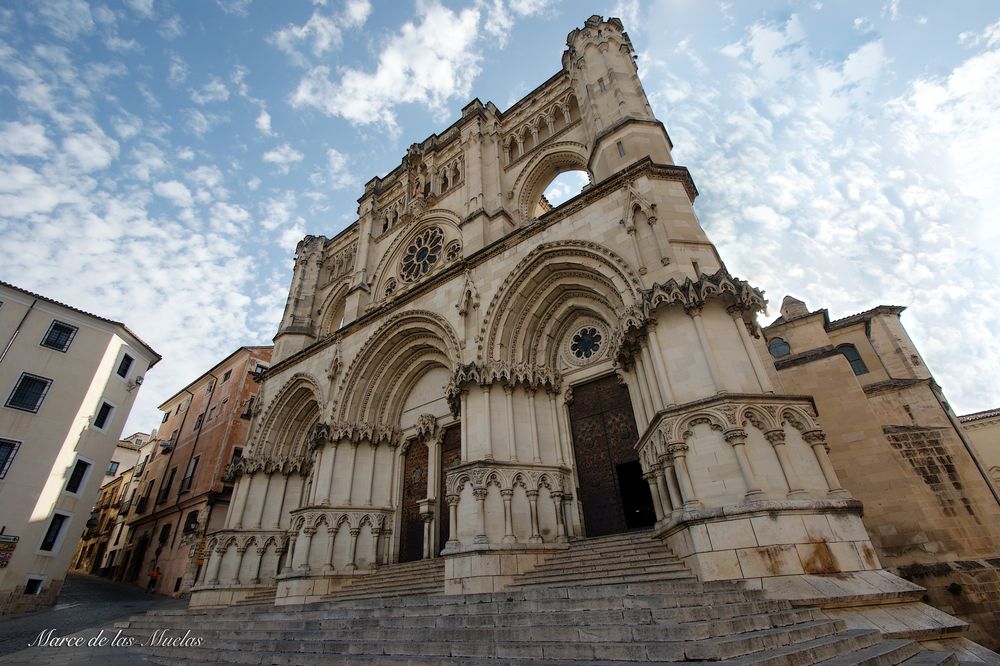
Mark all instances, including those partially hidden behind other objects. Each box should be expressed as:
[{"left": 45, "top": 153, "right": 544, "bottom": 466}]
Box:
[
  {"left": 568, "top": 374, "right": 655, "bottom": 536},
  {"left": 438, "top": 425, "right": 462, "bottom": 550},
  {"left": 399, "top": 440, "right": 428, "bottom": 563}
]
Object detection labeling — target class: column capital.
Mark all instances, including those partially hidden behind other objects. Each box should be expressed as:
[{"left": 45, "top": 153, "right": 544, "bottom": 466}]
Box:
[
  {"left": 500, "top": 488, "right": 514, "bottom": 498},
  {"left": 764, "top": 429, "right": 786, "bottom": 446},
  {"left": 724, "top": 428, "right": 748, "bottom": 445},
  {"left": 526, "top": 489, "right": 539, "bottom": 499},
  {"left": 472, "top": 487, "right": 488, "bottom": 501},
  {"left": 802, "top": 429, "right": 826, "bottom": 445},
  {"left": 446, "top": 493, "right": 460, "bottom": 506},
  {"left": 667, "top": 442, "right": 689, "bottom": 456},
  {"left": 349, "top": 527, "right": 361, "bottom": 537}
]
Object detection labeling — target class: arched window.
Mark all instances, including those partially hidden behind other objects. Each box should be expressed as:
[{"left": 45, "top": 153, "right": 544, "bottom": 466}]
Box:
[
  {"left": 838, "top": 344, "right": 868, "bottom": 375},
  {"left": 767, "top": 337, "right": 791, "bottom": 358}
]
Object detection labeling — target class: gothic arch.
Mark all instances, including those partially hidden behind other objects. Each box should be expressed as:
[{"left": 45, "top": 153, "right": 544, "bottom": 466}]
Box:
[
  {"left": 479, "top": 241, "right": 642, "bottom": 366},
  {"left": 252, "top": 373, "right": 323, "bottom": 461},
  {"left": 512, "top": 141, "right": 591, "bottom": 222},
  {"left": 336, "top": 310, "right": 461, "bottom": 425},
  {"left": 317, "top": 282, "right": 350, "bottom": 337}
]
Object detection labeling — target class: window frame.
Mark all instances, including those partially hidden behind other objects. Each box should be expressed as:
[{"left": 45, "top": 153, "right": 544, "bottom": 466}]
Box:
[
  {"left": 92, "top": 400, "right": 117, "bottom": 432},
  {"left": 116, "top": 353, "right": 135, "bottom": 380},
  {"left": 767, "top": 337, "right": 792, "bottom": 358},
  {"left": 106, "top": 460, "right": 120, "bottom": 476},
  {"left": 5, "top": 373, "right": 53, "bottom": 413},
  {"left": 23, "top": 576, "right": 45, "bottom": 595},
  {"left": 0, "top": 437, "right": 21, "bottom": 478},
  {"left": 40, "top": 320, "right": 78, "bottom": 353},
  {"left": 64, "top": 457, "right": 94, "bottom": 496},
  {"left": 838, "top": 344, "right": 869, "bottom": 376},
  {"left": 37, "top": 511, "right": 72, "bottom": 555}
]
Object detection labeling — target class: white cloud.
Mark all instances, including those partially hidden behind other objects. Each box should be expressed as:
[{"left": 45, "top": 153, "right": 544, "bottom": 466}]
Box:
[
  {"left": 153, "top": 179, "right": 193, "bottom": 207},
  {"left": 290, "top": 1, "right": 481, "bottom": 132},
  {"left": 262, "top": 142, "right": 304, "bottom": 173},
  {"left": 0, "top": 121, "right": 54, "bottom": 157},
  {"left": 125, "top": 0, "right": 155, "bottom": 19},
  {"left": 612, "top": 0, "right": 640, "bottom": 31},
  {"left": 159, "top": 15, "right": 184, "bottom": 39},
  {"left": 105, "top": 36, "right": 141, "bottom": 52},
  {"left": 217, "top": 0, "right": 253, "bottom": 16},
  {"left": 168, "top": 55, "right": 188, "bottom": 86},
  {"left": 191, "top": 77, "right": 230, "bottom": 104},
  {"left": 111, "top": 113, "right": 142, "bottom": 140},
  {"left": 318, "top": 147, "right": 358, "bottom": 190},
  {"left": 344, "top": 0, "right": 372, "bottom": 26},
  {"left": 255, "top": 108, "right": 273, "bottom": 135},
  {"left": 185, "top": 109, "right": 219, "bottom": 136},
  {"left": 272, "top": 11, "right": 343, "bottom": 64},
  {"left": 36, "top": 0, "right": 95, "bottom": 40},
  {"left": 63, "top": 130, "right": 119, "bottom": 171}
]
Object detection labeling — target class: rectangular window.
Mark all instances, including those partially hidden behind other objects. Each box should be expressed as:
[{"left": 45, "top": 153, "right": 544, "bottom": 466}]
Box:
[
  {"left": 180, "top": 455, "right": 199, "bottom": 493},
  {"left": 41, "top": 321, "right": 78, "bottom": 352},
  {"left": 65, "top": 459, "right": 91, "bottom": 493},
  {"left": 106, "top": 461, "right": 120, "bottom": 476},
  {"left": 116, "top": 354, "right": 134, "bottom": 378},
  {"left": 6, "top": 373, "right": 53, "bottom": 413},
  {"left": 158, "top": 467, "right": 176, "bottom": 502},
  {"left": 161, "top": 412, "right": 170, "bottom": 423},
  {"left": 222, "top": 369, "right": 232, "bottom": 382},
  {"left": 136, "top": 454, "right": 148, "bottom": 475},
  {"left": 193, "top": 413, "right": 204, "bottom": 430},
  {"left": 24, "top": 578, "right": 43, "bottom": 595},
  {"left": 207, "top": 406, "right": 217, "bottom": 421},
  {"left": 0, "top": 438, "right": 21, "bottom": 478},
  {"left": 39, "top": 513, "right": 68, "bottom": 552},
  {"left": 616, "top": 141, "right": 625, "bottom": 157},
  {"left": 598, "top": 77, "right": 606, "bottom": 93},
  {"left": 94, "top": 402, "right": 114, "bottom": 430}
]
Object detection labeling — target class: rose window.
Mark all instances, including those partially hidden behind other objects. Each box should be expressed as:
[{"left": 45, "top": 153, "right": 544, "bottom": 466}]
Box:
[
  {"left": 571, "top": 327, "right": 602, "bottom": 359},
  {"left": 400, "top": 227, "right": 444, "bottom": 282}
]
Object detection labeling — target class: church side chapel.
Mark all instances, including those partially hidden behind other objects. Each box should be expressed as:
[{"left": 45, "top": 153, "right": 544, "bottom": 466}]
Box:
[{"left": 186, "top": 15, "right": 999, "bottom": 652}]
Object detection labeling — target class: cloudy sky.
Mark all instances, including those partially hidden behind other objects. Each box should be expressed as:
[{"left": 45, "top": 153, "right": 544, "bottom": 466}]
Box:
[{"left": 1, "top": 0, "right": 998, "bottom": 435}]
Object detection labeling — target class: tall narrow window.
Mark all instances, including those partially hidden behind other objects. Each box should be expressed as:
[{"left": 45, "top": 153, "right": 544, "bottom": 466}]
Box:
[
  {"left": 39, "top": 513, "right": 69, "bottom": 552},
  {"left": 838, "top": 344, "right": 869, "bottom": 375},
  {"left": 222, "top": 369, "right": 232, "bottom": 382},
  {"left": 65, "top": 459, "right": 91, "bottom": 493},
  {"left": 597, "top": 77, "right": 606, "bottom": 93},
  {"left": 94, "top": 402, "right": 114, "bottom": 429},
  {"left": 116, "top": 354, "right": 134, "bottom": 378},
  {"left": 6, "top": 373, "right": 53, "bottom": 413},
  {"left": 106, "top": 461, "right": 120, "bottom": 476},
  {"left": 180, "top": 455, "right": 199, "bottom": 493},
  {"left": 0, "top": 438, "right": 21, "bottom": 478},
  {"left": 41, "top": 321, "right": 77, "bottom": 352}
]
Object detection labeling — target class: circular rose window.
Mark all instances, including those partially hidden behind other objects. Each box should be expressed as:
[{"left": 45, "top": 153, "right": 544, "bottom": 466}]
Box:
[
  {"left": 400, "top": 227, "right": 444, "bottom": 282},
  {"left": 571, "top": 327, "right": 602, "bottom": 359}
]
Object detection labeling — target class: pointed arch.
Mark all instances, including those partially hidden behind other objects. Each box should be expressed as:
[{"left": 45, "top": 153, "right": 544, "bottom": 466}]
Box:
[
  {"left": 512, "top": 141, "right": 591, "bottom": 222},
  {"left": 252, "top": 373, "right": 323, "bottom": 461},
  {"left": 317, "top": 282, "right": 350, "bottom": 337}
]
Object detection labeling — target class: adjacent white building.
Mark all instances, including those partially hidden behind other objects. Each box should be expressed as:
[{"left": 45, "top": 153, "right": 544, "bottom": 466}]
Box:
[{"left": 0, "top": 281, "right": 159, "bottom": 614}]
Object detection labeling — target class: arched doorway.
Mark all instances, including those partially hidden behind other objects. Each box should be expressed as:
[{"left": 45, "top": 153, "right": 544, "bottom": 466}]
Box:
[{"left": 568, "top": 374, "right": 655, "bottom": 536}]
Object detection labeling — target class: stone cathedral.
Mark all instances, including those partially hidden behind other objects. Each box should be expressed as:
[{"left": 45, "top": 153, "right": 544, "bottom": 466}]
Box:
[{"left": 189, "top": 16, "right": 1000, "bottom": 650}]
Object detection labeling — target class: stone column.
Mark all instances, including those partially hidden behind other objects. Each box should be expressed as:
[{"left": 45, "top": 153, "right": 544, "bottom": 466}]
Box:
[
  {"left": 765, "top": 430, "right": 808, "bottom": 498},
  {"left": 730, "top": 309, "right": 775, "bottom": 393},
  {"left": 561, "top": 494, "right": 575, "bottom": 538},
  {"left": 297, "top": 527, "right": 315, "bottom": 572},
  {"left": 654, "top": 466, "right": 672, "bottom": 513},
  {"left": 552, "top": 491, "right": 567, "bottom": 541},
  {"left": 445, "top": 494, "right": 460, "bottom": 549},
  {"left": 724, "top": 429, "right": 766, "bottom": 500},
  {"left": 459, "top": 391, "right": 469, "bottom": 461},
  {"left": 643, "top": 470, "right": 665, "bottom": 520},
  {"left": 647, "top": 322, "right": 677, "bottom": 406},
  {"left": 526, "top": 490, "right": 542, "bottom": 543},
  {"left": 688, "top": 307, "right": 723, "bottom": 393},
  {"left": 501, "top": 489, "right": 516, "bottom": 543},
  {"left": 231, "top": 474, "right": 253, "bottom": 529},
  {"left": 668, "top": 443, "right": 701, "bottom": 508},
  {"left": 275, "top": 473, "right": 291, "bottom": 529},
  {"left": 252, "top": 474, "right": 271, "bottom": 528},
  {"left": 625, "top": 221, "right": 646, "bottom": 275},
  {"left": 251, "top": 547, "right": 266, "bottom": 584},
  {"left": 634, "top": 352, "right": 658, "bottom": 420},
  {"left": 206, "top": 547, "right": 224, "bottom": 585},
  {"left": 425, "top": 438, "right": 439, "bottom": 501},
  {"left": 309, "top": 448, "right": 324, "bottom": 505},
  {"left": 527, "top": 389, "right": 541, "bottom": 463},
  {"left": 422, "top": 513, "right": 434, "bottom": 559},
  {"left": 640, "top": 341, "right": 665, "bottom": 409},
  {"left": 547, "top": 392, "right": 565, "bottom": 465},
  {"left": 346, "top": 528, "right": 360, "bottom": 572},
  {"left": 371, "top": 528, "right": 382, "bottom": 569},
  {"left": 504, "top": 385, "right": 517, "bottom": 462},
  {"left": 483, "top": 385, "right": 493, "bottom": 459},
  {"left": 317, "top": 442, "right": 338, "bottom": 505},
  {"left": 324, "top": 527, "right": 338, "bottom": 573},
  {"left": 804, "top": 430, "right": 851, "bottom": 498},
  {"left": 230, "top": 546, "right": 247, "bottom": 585},
  {"left": 365, "top": 443, "right": 378, "bottom": 506},
  {"left": 660, "top": 458, "right": 682, "bottom": 513},
  {"left": 343, "top": 442, "right": 359, "bottom": 504},
  {"left": 281, "top": 535, "right": 297, "bottom": 574},
  {"left": 473, "top": 488, "right": 489, "bottom": 544}
]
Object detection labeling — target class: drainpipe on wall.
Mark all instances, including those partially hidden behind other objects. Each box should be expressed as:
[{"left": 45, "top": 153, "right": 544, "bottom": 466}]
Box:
[{"left": 0, "top": 298, "right": 36, "bottom": 365}]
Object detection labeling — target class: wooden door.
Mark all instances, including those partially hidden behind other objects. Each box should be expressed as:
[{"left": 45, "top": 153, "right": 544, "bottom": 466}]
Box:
[
  {"left": 398, "top": 440, "right": 428, "bottom": 563},
  {"left": 568, "top": 374, "right": 655, "bottom": 536},
  {"left": 438, "top": 425, "right": 462, "bottom": 549}
]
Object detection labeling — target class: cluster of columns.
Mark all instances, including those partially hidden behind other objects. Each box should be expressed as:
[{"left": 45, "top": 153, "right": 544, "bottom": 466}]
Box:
[
  {"left": 641, "top": 424, "right": 849, "bottom": 522},
  {"left": 310, "top": 439, "right": 386, "bottom": 507},
  {"left": 475, "top": 384, "right": 566, "bottom": 465},
  {"left": 444, "top": 483, "right": 574, "bottom": 550}
]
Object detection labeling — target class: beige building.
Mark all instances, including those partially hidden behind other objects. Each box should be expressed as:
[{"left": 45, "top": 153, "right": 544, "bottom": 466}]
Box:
[
  {"left": 187, "top": 15, "right": 998, "bottom": 652},
  {"left": 0, "top": 281, "right": 159, "bottom": 614},
  {"left": 961, "top": 408, "right": 1000, "bottom": 490}
]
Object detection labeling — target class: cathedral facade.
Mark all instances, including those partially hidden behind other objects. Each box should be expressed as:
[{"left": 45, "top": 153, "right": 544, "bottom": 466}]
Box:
[{"left": 188, "top": 17, "right": 999, "bottom": 644}]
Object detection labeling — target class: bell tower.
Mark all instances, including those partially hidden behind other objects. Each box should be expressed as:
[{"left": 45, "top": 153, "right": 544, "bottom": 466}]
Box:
[{"left": 563, "top": 16, "right": 674, "bottom": 181}]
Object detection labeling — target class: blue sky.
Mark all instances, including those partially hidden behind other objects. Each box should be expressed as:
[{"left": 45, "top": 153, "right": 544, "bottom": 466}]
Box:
[{"left": 1, "top": 0, "right": 998, "bottom": 435}]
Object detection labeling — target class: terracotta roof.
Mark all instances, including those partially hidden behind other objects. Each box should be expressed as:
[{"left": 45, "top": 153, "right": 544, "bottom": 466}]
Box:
[
  {"left": 0, "top": 279, "right": 161, "bottom": 367},
  {"left": 959, "top": 408, "right": 1000, "bottom": 423},
  {"left": 827, "top": 305, "right": 906, "bottom": 331}
]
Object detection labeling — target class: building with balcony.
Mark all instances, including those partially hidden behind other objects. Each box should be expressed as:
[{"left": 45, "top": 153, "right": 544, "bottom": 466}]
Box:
[
  {"left": 123, "top": 346, "right": 271, "bottom": 596},
  {"left": 0, "top": 281, "right": 159, "bottom": 614}
]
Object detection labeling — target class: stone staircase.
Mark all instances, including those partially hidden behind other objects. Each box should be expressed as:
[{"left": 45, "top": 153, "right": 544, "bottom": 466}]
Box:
[{"left": 113, "top": 530, "right": 971, "bottom": 664}]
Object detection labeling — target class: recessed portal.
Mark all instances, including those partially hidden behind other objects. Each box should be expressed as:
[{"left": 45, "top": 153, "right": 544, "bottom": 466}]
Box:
[{"left": 568, "top": 374, "right": 655, "bottom": 537}]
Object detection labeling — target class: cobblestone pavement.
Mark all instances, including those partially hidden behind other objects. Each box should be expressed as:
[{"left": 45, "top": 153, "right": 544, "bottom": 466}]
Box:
[{"left": 0, "top": 574, "right": 187, "bottom": 665}]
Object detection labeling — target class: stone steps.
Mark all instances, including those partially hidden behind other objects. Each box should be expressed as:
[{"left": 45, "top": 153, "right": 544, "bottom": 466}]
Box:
[{"left": 118, "top": 530, "right": 962, "bottom": 664}]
